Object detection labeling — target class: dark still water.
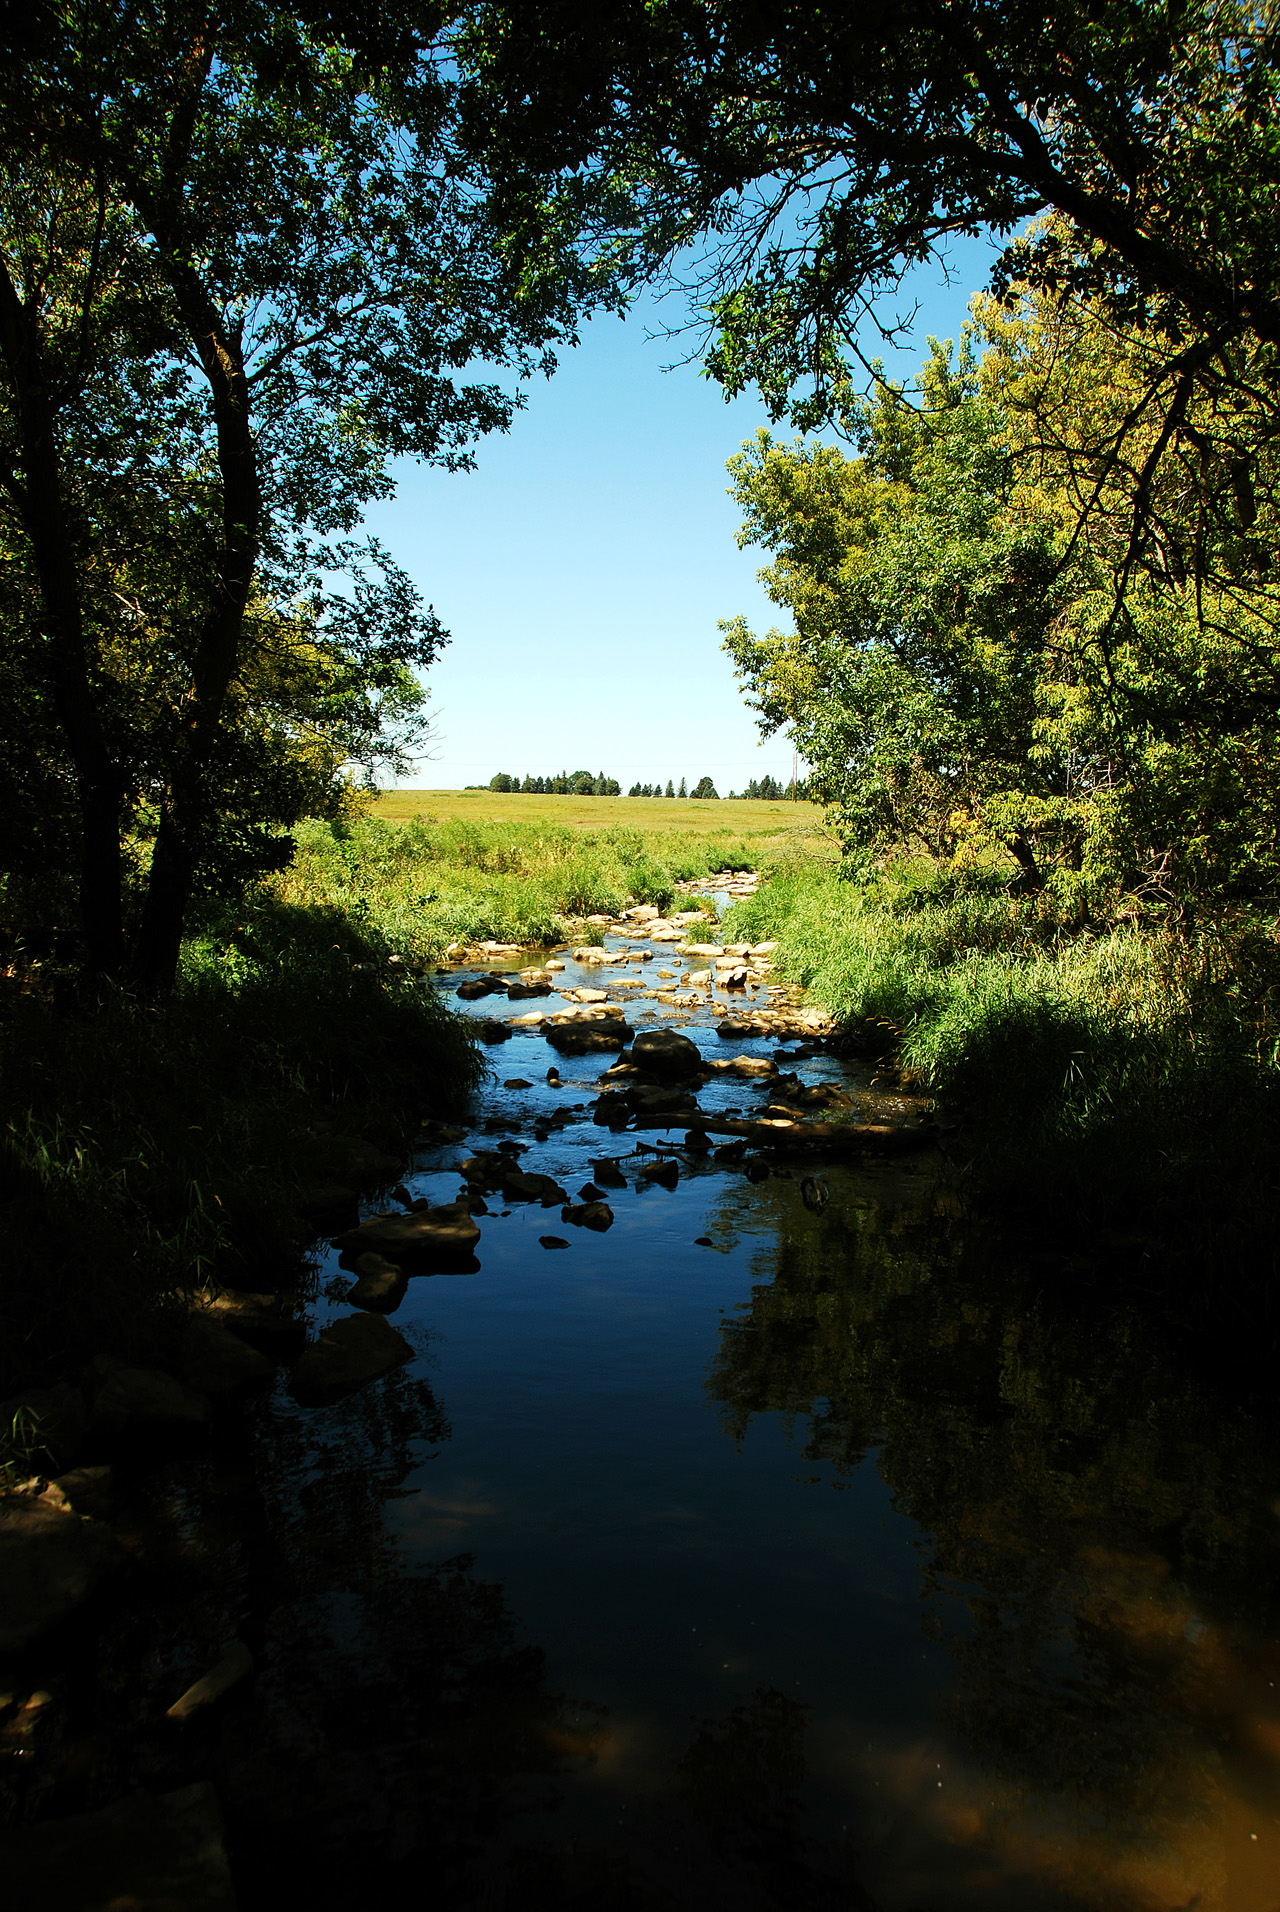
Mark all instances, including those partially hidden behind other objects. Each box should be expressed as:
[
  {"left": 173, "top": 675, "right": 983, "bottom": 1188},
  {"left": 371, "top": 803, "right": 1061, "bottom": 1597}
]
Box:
[
  {"left": 230, "top": 935, "right": 1280, "bottom": 1912},
  {"left": 21, "top": 929, "right": 1280, "bottom": 1911}
]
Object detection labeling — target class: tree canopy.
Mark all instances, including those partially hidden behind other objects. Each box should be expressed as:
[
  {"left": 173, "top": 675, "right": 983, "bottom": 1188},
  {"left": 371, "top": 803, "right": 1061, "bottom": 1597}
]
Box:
[
  {"left": 724, "top": 271, "right": 1280, "bottom": 918},
  {"left": 0, "top": 1, "right": 599, "bottom": 985},
  {"left": 457, "top": 1, "right": 1280, "bottom": 592}
]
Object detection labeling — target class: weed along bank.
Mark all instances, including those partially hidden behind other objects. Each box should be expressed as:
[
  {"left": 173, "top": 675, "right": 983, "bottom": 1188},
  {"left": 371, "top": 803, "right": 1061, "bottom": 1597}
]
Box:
[
  {"left": 5, "top": 812, "right": 1280, "bottom": 1910},
  {"left": 7, "top": 0, "right": 1280, "bottom": 1897}
]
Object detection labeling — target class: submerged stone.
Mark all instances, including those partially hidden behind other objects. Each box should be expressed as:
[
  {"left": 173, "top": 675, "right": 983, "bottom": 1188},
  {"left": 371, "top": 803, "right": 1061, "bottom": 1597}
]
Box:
[
  {"left": 0, "top": 1782, "right": 236, "bottom": 1911},
  {"left": 289, "top": 1314, "right": 413, "bottom": 1406},
  {"left": 0, "top": 1489, "right": 123, "bottom": 1650}
]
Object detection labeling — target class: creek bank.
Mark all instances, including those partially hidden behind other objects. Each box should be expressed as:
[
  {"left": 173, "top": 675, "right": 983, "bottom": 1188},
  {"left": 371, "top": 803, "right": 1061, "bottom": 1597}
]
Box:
[{"left": 0, "top": 880, "right": 940, "bottom": 1907}]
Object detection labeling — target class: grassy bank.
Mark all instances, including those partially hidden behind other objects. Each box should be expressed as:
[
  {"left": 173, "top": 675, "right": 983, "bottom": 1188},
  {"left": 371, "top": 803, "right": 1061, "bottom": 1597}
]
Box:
[
  {"left": 724, "top": 863, "right": 1280, "bottom": 1303},
  {"left": 0, "top": 900, "right": 481, "bottom": 1397},
  {"left": 0, "top": 805, "right": 810, "bottom": 1397},
  {"left": 278, "top": 811, "right": 823, "bottom": 953}
]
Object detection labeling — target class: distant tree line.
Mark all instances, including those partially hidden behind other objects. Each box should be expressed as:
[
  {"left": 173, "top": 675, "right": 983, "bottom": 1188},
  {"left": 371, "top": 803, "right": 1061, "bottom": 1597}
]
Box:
[
  {"left": 472, "top": 768, "right": 807, "bottom": 799},
  {"left": 726, "top": 776, "right": 809, "bottom": 801},
  {"left": 484, "top": 770, "right": 622, "bottom": 794},
  {"left": 474, "top": 772, "right": 807, "bottom": 800},
  {"left": 477, "top": 772, "right": 752, "bottom": 798}
]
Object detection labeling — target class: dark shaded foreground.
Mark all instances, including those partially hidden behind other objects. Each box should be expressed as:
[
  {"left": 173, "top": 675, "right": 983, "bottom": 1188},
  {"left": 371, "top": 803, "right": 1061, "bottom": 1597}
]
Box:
[{"left": 5, "top": 913, "right": 1280, "bottom": 1909}]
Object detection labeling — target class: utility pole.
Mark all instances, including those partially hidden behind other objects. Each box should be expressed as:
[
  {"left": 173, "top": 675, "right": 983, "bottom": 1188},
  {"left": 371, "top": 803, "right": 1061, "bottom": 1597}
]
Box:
[{"left": 791, "top": 743, "right": 798, "bottom": 800}]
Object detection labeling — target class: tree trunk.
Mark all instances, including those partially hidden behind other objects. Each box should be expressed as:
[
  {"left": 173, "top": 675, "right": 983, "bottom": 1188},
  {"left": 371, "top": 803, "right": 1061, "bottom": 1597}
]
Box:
[
  {"left": 131, "top": 269, "right": 260, "bottom": 994},
  {"left": 0, "top": 261, "right": 124, "bottom": 976},
  {"left": 1009, "top": 826, "right": 1043, "bottom": 892}
]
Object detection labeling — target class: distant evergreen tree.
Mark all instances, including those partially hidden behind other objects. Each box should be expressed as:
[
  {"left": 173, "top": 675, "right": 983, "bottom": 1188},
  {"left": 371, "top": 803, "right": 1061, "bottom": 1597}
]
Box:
[
  {"left": 628, "top": 782, "right": 642, "bottom": 796},
  {"left": 678, "top": 776, "right": 687, "bottom": 798},
  {"left": 691, "top": 776, "right": 719, "bottom": 800},
  {"left": 665, "top": 779, "right": 674, "bottom": 797}
]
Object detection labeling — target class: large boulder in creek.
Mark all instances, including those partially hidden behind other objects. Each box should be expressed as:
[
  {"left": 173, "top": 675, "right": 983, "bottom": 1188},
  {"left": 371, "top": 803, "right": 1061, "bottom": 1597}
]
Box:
[
  {"left": 501, "top": 1167, "right": 570, "bottom": 1206},
  {"left": 456, "top": 975, "right": 507, "bottom": 1000},
  {"left": 175, "top": 1318, "right": 275, "bottom": 1396},
  {"left": 345, "top": 1252, "right": 409, "bottom": 1314},
  {"left": 310, "top": 1132, "right": 401, "bottom": 1187},
  {"left": 0, "top": 1486, "right": 124, "bottom": 1650},
  {"left": 332, "top": 1202, "right": 481, "bottom": 1269},
  {"left": 89, "top": 1368, "right": 212, "bottom": 1441},
  {"left": 288, "top": 1313, "right": 413, "bottom": 1406},
  {"left": 628, "top": 1027, "right": 703, "bottom": 1079},
  {"left": 295, "top": 1183, "right": 359, "bottom": 1233},
  {"left": 560, "top": 1201, "right": 615, "bottom": 1232},
  {"left": 545, "top": 1016, "right": 632, "bottom": 1055},
  {"left": 0, "top": 1781, "right": 236, "bottom": 1912}
]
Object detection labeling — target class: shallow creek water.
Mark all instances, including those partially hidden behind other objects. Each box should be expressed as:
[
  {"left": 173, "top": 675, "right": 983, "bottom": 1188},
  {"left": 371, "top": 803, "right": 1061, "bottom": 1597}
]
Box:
[{"left": 10, "top": 917, "right": 1280, "bottom": 1910}]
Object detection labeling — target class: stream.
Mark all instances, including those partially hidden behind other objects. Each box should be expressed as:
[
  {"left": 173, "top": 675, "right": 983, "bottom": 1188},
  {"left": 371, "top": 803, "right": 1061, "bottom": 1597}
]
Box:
[{"left": 6, "top": 897, "right": 1280, "bottom": 1910}]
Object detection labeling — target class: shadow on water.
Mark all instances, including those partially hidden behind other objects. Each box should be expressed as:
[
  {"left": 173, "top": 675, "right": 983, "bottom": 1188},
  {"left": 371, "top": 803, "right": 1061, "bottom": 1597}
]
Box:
[
  {"left": 10, "top": 916, "right": 1280, "bottom": 1910},
  {"left": 705, "top": 1170, "right": 1280, "bottom": 1908}
]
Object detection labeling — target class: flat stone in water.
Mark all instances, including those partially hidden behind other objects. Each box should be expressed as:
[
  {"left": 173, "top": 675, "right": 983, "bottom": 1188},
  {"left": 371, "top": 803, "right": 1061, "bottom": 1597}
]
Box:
[
  {"left": 176, "top": 1318, "right": 275, "bottom": 1396},
  {"left": 0, "top": 1489, "right": 124, "bottom": 1650},
  {"left": 91, "top": 1368, "right": 212, "bottom": 1439},
  {"left": 289, "top": 1314, "right": 413, "bottom": 1406},
  {"left": 560, "top": 1201, "right": 615, "bottom": 1231},
  {"left": 345, "top": 1252, "right": 409, "bottom": 1314},
  {"left": 332, "top": 1203, "right": 480, "bottom": 1266}
]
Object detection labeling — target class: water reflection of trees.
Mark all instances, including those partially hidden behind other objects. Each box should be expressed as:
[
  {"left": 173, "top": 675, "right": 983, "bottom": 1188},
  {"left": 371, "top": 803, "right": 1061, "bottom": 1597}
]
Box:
[
  {"left": 706, "top": 1168, "right": 1280, "bottom": 1837},
  {"left": 215, "top": 1367, "right": 619, "bottom": 1908}
]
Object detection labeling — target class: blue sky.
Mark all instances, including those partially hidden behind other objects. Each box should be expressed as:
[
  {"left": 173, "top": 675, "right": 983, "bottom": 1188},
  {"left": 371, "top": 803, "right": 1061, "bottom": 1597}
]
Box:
[{"left": 365, "top": 235, "right": 996, "bottom": 793}]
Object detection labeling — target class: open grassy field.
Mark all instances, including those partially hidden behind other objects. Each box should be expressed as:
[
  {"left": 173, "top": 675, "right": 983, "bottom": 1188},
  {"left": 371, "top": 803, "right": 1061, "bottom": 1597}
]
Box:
[{"left": 371, "top": 788, "right": 825, "bottom": 837}]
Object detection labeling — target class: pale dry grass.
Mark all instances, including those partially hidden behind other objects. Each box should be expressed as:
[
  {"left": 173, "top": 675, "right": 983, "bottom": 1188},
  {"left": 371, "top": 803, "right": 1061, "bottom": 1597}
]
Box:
[{"left": 370, "top": 788, "right": 825, "bottom": 838}]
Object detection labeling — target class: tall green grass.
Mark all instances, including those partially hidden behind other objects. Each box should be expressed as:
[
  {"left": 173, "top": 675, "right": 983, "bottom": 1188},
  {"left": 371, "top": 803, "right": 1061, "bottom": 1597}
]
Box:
[
  {"left": 725, "top": 866, "right": 1280, "bottom": 1293},
  {"left": 0, "top": 899, "right": 481, "bottom": 1394},
  {"left": 278, "top": 815, "right": 763, "bottom": 952}
]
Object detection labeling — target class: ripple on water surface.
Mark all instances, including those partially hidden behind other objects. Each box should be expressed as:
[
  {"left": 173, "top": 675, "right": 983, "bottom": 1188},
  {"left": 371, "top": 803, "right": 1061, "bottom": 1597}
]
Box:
[{"left": 18, "top": 921, "right": 1280, "bottom": 1912}]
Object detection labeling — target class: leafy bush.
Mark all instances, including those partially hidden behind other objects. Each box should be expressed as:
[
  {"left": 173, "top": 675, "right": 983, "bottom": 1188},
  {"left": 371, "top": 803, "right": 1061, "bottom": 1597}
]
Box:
[{"left": 724, "top": 865, "right": 1280, "bottom": 1284}]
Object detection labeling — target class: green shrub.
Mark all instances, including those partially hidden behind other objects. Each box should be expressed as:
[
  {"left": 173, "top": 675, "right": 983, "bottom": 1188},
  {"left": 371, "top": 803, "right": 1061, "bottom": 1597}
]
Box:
[
  {"left": 0, "top": 897, "right": 481, "bottom": 1392},
  {"left": 724, "top": 866, "right": 1280, "bottom": 1281}
]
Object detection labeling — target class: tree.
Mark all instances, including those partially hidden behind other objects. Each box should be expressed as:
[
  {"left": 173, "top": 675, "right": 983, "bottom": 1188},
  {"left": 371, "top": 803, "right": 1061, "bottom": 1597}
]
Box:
[
  {"left": 457, "top": 1, "right": 1280, "bottom": 585},
  {"left": 724, "top": 293, "right": 1280, "bottom": 915},
  {"left": 678, "top": 776, "right": 687, "bottom": 798},
  {"left": 1, "top": 2, "right": 600, "bottom": 988},
  {"left": 665, "top": 779, "right": 674, "bottom": 798},
  {"left": 691, "top": 776, "right": 719, "bottom": 800}
]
